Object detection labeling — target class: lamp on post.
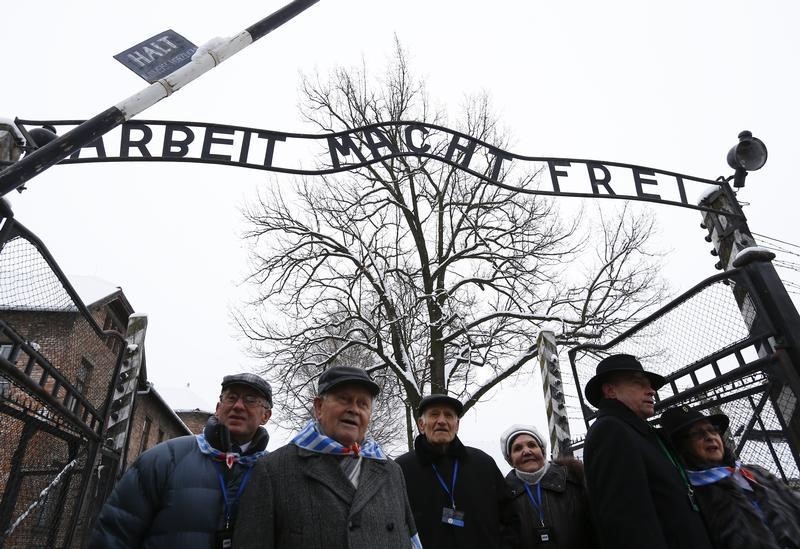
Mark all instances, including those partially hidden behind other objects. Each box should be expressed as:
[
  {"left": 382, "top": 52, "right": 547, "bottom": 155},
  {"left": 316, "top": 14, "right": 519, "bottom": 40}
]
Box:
[
  {"left": 700, "top": 130, "right": 800, "bottom": 471},
  {"left": 726, "top": 130, "right": 768, "bottom": 188}
]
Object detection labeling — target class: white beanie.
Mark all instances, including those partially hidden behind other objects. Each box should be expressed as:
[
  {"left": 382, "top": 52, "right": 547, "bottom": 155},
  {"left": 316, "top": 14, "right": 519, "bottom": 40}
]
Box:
[{"left": 500, "top": 423, "right": 547, "bottom": 465}]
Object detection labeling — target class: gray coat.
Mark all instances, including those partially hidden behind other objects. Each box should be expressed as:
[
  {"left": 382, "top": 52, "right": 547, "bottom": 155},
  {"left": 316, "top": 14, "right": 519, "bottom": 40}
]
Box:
[{"left": 234, "top": 444, "right": 418, "bottom": 548}]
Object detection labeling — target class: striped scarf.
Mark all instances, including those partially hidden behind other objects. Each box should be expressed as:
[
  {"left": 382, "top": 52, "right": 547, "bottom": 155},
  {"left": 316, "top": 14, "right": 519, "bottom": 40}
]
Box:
[
  {"left": 196, "top": 434, "right": 267, "bottom": 469},
  {"left": 687, "top": 460, "right": 757, "bottom": 488},
  {"left": 290, "top": 420, "right": 387, "bottom": 460},
  {"left": 291, "top": 421, "right": 423, "bottom": 548}
]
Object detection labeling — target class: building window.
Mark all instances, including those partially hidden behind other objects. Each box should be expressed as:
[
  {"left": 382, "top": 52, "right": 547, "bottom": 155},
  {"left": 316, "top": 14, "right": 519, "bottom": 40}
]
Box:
[
  {"left": 0, "top": 343, "right": 18, "bottom": 362},
  {"left": 102, "top": 312, "right": 125, "bottom": 354},
  {"left": 0, "top": 376, "right": 10, "bottom": 399},
  {"left": 66, "top": 358, "right": 94, "bottom": 413},
  {"left": 139, "top": 417, "right": 152, "bottom": 456},
  {"left": 75, "top": 359, "right": 93, "bottom": 396}
]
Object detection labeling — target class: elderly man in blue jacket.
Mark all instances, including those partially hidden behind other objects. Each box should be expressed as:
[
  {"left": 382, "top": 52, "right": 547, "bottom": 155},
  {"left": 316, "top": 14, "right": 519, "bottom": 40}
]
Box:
[{"left": 89, "top": 373, "right": 273, "bottom": 548}]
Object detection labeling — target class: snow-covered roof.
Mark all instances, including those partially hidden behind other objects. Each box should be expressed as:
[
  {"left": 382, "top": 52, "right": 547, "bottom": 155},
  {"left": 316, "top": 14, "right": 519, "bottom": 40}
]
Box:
[
  {"left": 157, "top": 384, "right": 215, "bottom": 414},
  {"left": 70, "top": 275, "right": 121, "bottom": 306},
  {"left": 0, "top": 268, "right": 121, "bottom": 312},
  {"left": 139, "top": 382, "right": 193, "bottom": 435}
]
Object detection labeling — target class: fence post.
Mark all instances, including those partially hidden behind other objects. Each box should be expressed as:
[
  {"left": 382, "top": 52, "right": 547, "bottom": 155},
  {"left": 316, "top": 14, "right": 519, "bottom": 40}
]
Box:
[
  {"left": 102, "top": 314, "right": 148, "bottom": 476},
  {"left": 538, "top": 331, "right": 572, "bottom": 458},
  {"left": 700, "top": 181, "right": 800, "bottom": 466}
]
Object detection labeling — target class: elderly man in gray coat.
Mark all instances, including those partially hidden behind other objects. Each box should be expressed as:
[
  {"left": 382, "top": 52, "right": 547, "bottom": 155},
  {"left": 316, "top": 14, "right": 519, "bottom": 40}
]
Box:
[{"left": 234, "top": 366, "right": 422, "bottom": 549}]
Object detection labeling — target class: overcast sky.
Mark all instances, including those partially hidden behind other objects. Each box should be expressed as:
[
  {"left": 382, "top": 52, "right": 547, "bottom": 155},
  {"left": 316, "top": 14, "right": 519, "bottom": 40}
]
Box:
[{"left": 4, "top": 0, "right": 799, "bottom": 467}]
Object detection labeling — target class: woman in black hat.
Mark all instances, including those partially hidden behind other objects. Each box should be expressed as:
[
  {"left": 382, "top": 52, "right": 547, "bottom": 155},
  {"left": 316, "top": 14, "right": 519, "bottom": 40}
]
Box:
[{"left": 660, "top": 406, "right": 800, "bottom": 549}]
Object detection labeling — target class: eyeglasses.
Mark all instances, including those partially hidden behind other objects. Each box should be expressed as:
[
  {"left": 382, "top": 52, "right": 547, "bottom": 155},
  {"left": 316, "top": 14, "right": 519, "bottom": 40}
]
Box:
[
  {"left": 219, "top": 393, "right": 267, "bottom": 409},
  {"left": 685, "top": 425, "right": 723, "bottom": 440}
]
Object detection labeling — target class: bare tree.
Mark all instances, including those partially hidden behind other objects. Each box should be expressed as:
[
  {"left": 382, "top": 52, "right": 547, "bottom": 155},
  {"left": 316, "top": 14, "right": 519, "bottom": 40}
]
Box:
[{"left": 236, "top": 41, "right": 666, "bottom": 449}]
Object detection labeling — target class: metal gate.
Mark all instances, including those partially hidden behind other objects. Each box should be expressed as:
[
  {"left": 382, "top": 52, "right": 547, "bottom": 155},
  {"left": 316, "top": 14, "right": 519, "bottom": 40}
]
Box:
[
  {"left": 0, "top": 215, "right": 126, "bottom": 548},
  {"left": 568, "top": 256, "right": 800, "bottom": 484}
]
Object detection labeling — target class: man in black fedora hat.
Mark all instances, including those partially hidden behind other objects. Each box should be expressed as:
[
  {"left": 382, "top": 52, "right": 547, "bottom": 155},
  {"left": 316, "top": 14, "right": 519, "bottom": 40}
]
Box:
[
  {"left": 582, "top": 354, "right": 713, "bottom": 549},
  {"left": 395, "top": 394, "right": 515, "bottom": 549}
]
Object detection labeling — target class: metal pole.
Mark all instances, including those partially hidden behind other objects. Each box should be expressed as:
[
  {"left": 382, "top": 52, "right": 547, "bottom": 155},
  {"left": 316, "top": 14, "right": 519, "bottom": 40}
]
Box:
[
  {"left": 537, "top": 331, "right": 573, "bottom": 458},
  {"left": 700, "top": 179, "right": 800, "bottom": 464},
  {"left": 0, "top": 0, "right": 319, "bottom": 197}
]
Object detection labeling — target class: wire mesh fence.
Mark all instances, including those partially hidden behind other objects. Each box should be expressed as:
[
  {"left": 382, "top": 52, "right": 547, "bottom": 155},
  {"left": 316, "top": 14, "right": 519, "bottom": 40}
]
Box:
[
  {"left": 567, "top": 267, "right": 800, "bottom": 483},
  {"left": 0, "top": 218, "right": 125, "bottom": 548}
]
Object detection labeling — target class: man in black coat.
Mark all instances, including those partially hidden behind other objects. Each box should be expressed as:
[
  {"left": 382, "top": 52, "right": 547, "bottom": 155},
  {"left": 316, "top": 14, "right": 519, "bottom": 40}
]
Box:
[
  {"left": 395, "top": 394, "right": 515, "bottom": 549},
  {"left": 583, "top": 354, "right": 713, "bottom": 549}
]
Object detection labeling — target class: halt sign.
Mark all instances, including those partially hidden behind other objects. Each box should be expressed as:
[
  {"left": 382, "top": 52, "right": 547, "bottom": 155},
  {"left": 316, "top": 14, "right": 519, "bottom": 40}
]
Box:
[{"left": 114, "top": 30, "right": 197, "bottom": 83}]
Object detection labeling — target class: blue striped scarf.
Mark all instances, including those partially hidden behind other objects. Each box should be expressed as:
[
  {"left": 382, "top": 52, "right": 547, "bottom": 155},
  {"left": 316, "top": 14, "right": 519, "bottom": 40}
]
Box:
[
  {"left": 686, "top": 460, "right": 755, "bottom": 488},
  {"left": 291, "top": 421, "right": 423, "bottom": 548},
  {"left": 196, "top": 434, "right": 267, "bottom": 469},
  {"left": 290, "top": 420, "right": 387, "bottom": 460}
]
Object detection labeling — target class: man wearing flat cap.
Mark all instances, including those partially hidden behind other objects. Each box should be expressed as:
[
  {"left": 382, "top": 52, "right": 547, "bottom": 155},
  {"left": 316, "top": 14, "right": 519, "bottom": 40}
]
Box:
[
  {"left": 395, "top": 394, "right": 515, "bottom": 549},
  {"left": 582, "top": 354, "right": 713, "bottom": 549},
  {"left": 90, "top": 372, "right": 274, "bottom": 548},
  {"left": 234, "top": 365, "right": 422, "bottom": 549}
]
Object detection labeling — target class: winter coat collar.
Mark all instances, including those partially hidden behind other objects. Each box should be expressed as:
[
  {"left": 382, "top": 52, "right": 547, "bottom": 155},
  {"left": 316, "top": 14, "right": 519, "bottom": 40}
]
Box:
[
  {"left": 596, "top": 398, "right": 655, "bottom": 438},
  {"left": 294, "top": 445, "right": 389, "bottom": 516},
  {"left": 505, "top": 463, "right": 567, "bottom": 497},
  {"left": 202, "top": 415, "right": 270, "bottom": 454},
  {"left": 412, "top": 433, "right": 467, "bottom": 464}
]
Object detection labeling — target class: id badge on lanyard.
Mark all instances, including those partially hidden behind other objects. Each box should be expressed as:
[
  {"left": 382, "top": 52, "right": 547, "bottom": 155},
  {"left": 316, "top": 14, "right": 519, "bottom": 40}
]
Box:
[
  {"left": 432, "top": 460, "right": 465, "bottom": 528},
  {"left": 524, "top": 482, "right": 553, "bottom": 543},
  {"left": 213, "top": 462, "right": 253, "bottom": 548},
  {"left": 214, "top": 528, "right": 233, "bottom": 549}
]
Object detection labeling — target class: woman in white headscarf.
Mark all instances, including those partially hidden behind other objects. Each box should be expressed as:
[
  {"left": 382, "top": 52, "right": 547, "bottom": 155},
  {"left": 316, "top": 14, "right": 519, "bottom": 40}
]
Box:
[{"left": 500, "top": 424, "right": 597, "bottom": 549}]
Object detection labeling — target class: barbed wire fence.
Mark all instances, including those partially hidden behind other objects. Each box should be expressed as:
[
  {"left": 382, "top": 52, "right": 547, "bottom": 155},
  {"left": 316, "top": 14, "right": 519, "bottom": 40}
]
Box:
[
  {"left": 565, "top": 263, "right": 800, "bottom": 485},
  {"left": 0, "top": 217, "right": 126, "bottom": 548}
]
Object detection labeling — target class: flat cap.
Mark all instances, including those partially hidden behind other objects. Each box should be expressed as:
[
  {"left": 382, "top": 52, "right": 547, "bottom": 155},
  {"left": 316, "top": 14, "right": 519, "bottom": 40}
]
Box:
[
  {"left": 221, "top": 373, "right": 273, "bottom": 407},
  {"left": 417, "top": 394, "right": 464, "bottom": 417},
  {"left": 317, "top": 366, "right": 380, "bottom": 396}
]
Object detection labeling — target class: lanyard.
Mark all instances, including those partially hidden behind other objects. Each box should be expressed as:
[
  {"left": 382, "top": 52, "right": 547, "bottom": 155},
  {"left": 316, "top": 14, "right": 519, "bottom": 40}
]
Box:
[
  {"left": 523, "top": 482, "right": 545, "bottom": 526},
  {"left": 432, "top": 459, "right": 459, "bottom": 509},
  {"left": 214, "top": 461, "right": 253, "bottom": 529},
  {"left": 656, "top": 436, "right": 699, "bottom": 512}
]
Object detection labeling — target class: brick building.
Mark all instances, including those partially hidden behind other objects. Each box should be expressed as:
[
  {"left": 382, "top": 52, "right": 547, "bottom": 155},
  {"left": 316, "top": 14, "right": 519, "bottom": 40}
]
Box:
[
  {"left": 0, "top": 273, "right": 192, "bottom": 548},
  {"left": 176, "top": 408, "right": 214, "bottom": 435},
  {"left": 124, "top": 380, "right": 192, "bottom": 470}
]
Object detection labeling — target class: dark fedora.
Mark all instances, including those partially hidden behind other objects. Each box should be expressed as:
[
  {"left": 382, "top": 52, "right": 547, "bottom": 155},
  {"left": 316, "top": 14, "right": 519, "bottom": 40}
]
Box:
[
  {"left": 221, "top": 373, "right": 273, "bottom": 407},
  {"left": 317, "top": 366, "right": 380, "bottom": 396},
  {"left": 417, "top": 394, "right": 464, "bottom": 417},
  {"left": 659, "top": 405, "right": 729, "bottom": 440},
  {"left": 584, "top": 354, "right": 666, "bottom": 407}
]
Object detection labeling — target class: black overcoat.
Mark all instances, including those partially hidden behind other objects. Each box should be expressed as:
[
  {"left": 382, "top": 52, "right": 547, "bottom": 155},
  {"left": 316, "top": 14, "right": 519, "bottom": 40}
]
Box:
[
  {"left": 395, "top": 435, "right": 515, "bottom": 549},
  {"left": 584, "top": 399, "right": 713, "bottom": 549}
]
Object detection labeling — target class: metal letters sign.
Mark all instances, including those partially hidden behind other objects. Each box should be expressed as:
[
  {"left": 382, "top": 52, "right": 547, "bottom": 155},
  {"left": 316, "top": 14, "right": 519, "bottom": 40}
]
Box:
[
  {"left": 16, "top": 118, "right": 728, "bottom": 215},
  {"left": 113, "top": 30, "right": 197, "bottom": 83}
]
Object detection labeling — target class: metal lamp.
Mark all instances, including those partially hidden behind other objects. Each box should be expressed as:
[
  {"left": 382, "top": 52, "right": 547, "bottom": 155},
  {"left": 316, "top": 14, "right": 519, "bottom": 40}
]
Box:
[{"left": 726, "top": 130, "right": 767, "bottom": 188}]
